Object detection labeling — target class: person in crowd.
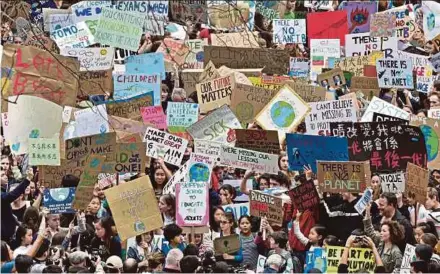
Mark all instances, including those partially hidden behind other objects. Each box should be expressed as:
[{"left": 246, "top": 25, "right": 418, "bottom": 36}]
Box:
[
  {"left": 339, "top": 235, "right": 385, "bottom": 273},
  {"left": 267, "top": 230, "right": 298, "bottom": 273},
  {"left": 425, "top": 188, "right": 440, "bottom": 236},
  {"left": 237, "top": 215, "right": 259, "bottom": 269},
  {"left": 219, "top": 184, "right": 235, "bottom": 205},
  {"left": 408, "top": 191, "right": 429, "bottom": 228},
  {"left": 12, "top": 224, "right": 34, "bottom": 258},
  {"left": 292, "top": 212, "right": 328, "bottom": 251},
  {"left": 164, "top": 248, "right": 183, "bottom": 273},
  {"left": 91, "top": 216, "right": 122, "bottom": 260},
  {"left": 263, "top": 253, "right": 285, "bottom": 274},
  {"left": 127, "top": 231, "right": 154, "bottom": 268},
  {"left": 151, "top": 165, "right": 171, "bottom": 198},
  {"left": 240, "top": 171, "right": 270, "bottom": 195},
  {"left": 123, "top": 258, "right": 138, "bottom": 273},
  {"left": 162, "top": 224, "right": 186, "bottom": 256},
  {"left": 159, "top": 194, "right": 176, "bottom": 225},
  {"left": 147, "top": 252, "right": 165, "bottom": 273},
  {"left": 204, "top": 206, "right": 225, "bottom": 250},
  {"left": 213, "top": 213, "right": 243, "bottom": 266},
  {"left": 180, "top": 255, "right": 199, "bottom": 273},
  {"left": 429, "top": 91, "right": 440, "bottom": 109}
]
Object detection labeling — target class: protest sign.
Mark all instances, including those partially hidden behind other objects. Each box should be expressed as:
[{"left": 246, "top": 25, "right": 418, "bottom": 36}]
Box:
[
  {"left": 289, "top": 180, "right": 320, "bottom": 211},
  {"left": 104, "top": 92, "right": 154, "bottom": 121},
  {"left": 235, "top": 129, "right": 280, "bottom": 155},
  {"left": 187, "top": 105, "right": 242, "bottom": 145},
  {"left": 73, "top": 105, "right": 109, "bottom": 138},
  {"left": 406, "top": 163, "right": 429, "bottom": 205},
  {"left": 401, "top": 244, "right": 416, "bottom": 274},
  {"left": 51, "top": 22, "right": 95, "bottom": 49},
  {"left": 182, "top": 39, "right": 205, "bottom": 69},
  {"left": 170, "top": 0, "right": 207, "bottom": 24},
  {"left": 317, "top": 68, "right": 346, "bottom": 88},
  {"left": 60, "top": 47, "right": 114, "bottom": 71},
  {"left": 109, "top": 115, "right": 149, "bottom": 141},
  {"left": 204, "top": 46, "right": 289, "bottom": 75},
  {"left": 410, "top": 116, "right": 440, "bottom": 170},
  {"left": 307, "top": 10, "right": 348, "bottom": 46},
  {"left": 196, "top": 74, "right": 235, "bottom": 113},
  {"left": 289, "top": 57, "right": 309, "bottom": 78},
  {"left": 256, "top": 255, "right": 266, "bottom": 274},
  {"left": 422, "top": 2, "right": 440, "bottom": 41},
  {"left": 380, "top": 172, "right": 406, "bottom": 193},
  {"left": 223, "top": 203, "right": 250, "bottom": 221},
  {"left": 306, "top": 98, "right": 356, "bottom": 136},
  {"left": 230, "top": 83, "right": 276, "bottom": 124},
  {"left": 310, "top": 39, "right": 341, "bottom": 80},
  {"left": 341, "top": 1, "right": 377, "bottom": 33},
  {"left": 95, "top": 7, "right": 144, "bottom": 51},
  {"left": 304, "top": 0, "right": 333, "bottom": 10},
  {"left": 361, "top": 96, "right": 410, "bottom": 122},
  {"left": 345, "top": 33, "right": 397, "bottom": 58},
  {"left": 326, "top": 246, "right": 376, "bottom": 273},
  {"left": 428, "top": 108, "right": 440, "bottom": 120},
  {"left": 98, "top": 173, "right": 117, "bottom": 189},
  {"left": 125, "top": 53, "right": 166, "bottom": 80},
  {"left": 1, "top": 45, "right": 79, "bottom": 111},
  {"left": 370, "top": 12, "right": 396, "bottom": 37},
  {"left": 396, "top": 51, "right": 434, "bottom": 93},
  {"left": 163, "top": 162, "right": 188, "bottom": 195},
  {"left": 284, "top": 82, "right": 327, "bottom": 103},
  {"left": 24, "top": 30, "right": 57, "bottom": 52},
  {"left": 207, "top": 1, "right": 250, "bottom": 29},
  {"left": 317, "top": 161, "right": 369, "bottom": 193},
  {"left": 185, "top": 152, "right": 215, "bottom": 184},
  {"left": 211, "top": 32, "right": 260, "bottom": 48},
  {"left": 78, "top": 69, "right": 113, "bottom": 96},
  {"left": 354, "top": 188, "right": 373, "bottom": 214},
  {"left": 350, "top": 77, "right": 380, "bottom": 100},
  {"left": 335, "top": 55, "right": 373, "bottom": 77},
  {"left": 250, "top": 190, "right": 283, "bottom": 226},
  {"left": 113, "top": 73, "right": 160, "bottom": 104},
  {"left": 71, "top": 1, "right": 111, "bottom": 30},
  {"left": 144, "top": 127, "right": 188, "bottom": 166},
  {"left": 105, "top": 176, "right": 163, "bottom": 241},
  {"left": 219, "top": 146, "right": 279, "bottom": 174},
  {"left": 214, "top": 234, "right": 241, "bottom": 255},
  {"left": 43, "top": 187, "right": 76, "bottom": 214},
  {"left": 140, "top": 106, "right": 166, "bottom": 129},
  {"left": 372, "top": 113, "right": 408, "bottom": 123},
  {"left": 115, "top": 142, "right": 147, "bottom": 174},
  {"left": 255, "top": 85, "right": 311, "bottom": 141},
  {"left": 167, "top": 102, "right": 199, "bottom": 133},
  {"left": 193, "top": 140, "right": 222, "bottom": 164},
  {"left": 156, "top": 38, "right": 190, "bottom": 67},
  {"left": 330, "top": 122, "right": 427, "bottom": 172},
  {"left": 176, "top": 182, "right": 210, "bottom": 227},
  {"left": 182, "top": 70, "right": 202, "bottom": 95},
  {"left": 39, "top": 160, "right": 82, "bottom": 188},
  {"left": 5, "top": 96, "right": 63, "bottom": 155},
  {"left": 29, "top": 137, "right": 60, "bottom": 166},
  {"left": 305, "top": 248, "right": 327, "bottom": 273},
  {"left": 380, "top": 5, "right": 415, "bottom": 41},
  {"left": 248, "top": 76, "right": 283, "bottom": 91},
  {"left": 224, "top": 179, "right": 253, "bottom": 202},
  {"left": 47, "top": 13, "right": 74, "bottom": 33},
  {"left": 273, "top": 19, "right": 306, "bottom": 44},
  {"left": 376, "top": 58, "right": 414, "bottom": 89},
  {"left": 286, "top": 134, "right": 349, "bottom": 172}
]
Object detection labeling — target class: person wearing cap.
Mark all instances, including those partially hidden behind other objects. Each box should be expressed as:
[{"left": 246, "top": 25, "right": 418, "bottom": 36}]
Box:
[
  {"left": 105, "top": 255, "right": 123, "bottom": 273},
  {"left": 163, "top": 248, "right": 183, "bottom": 273}
]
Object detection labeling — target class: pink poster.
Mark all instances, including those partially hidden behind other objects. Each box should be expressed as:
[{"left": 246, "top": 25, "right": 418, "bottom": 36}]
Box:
[
  {"left": 140, "top": 106, "right": 167, "bottom": 129},
  {"left": 175, "top": 182, "right": 209, "bottom": 227}
]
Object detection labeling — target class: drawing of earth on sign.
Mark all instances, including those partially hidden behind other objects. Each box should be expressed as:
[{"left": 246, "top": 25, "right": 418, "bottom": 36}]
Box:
[
  {"left": 420, "top": 125, "right": 439, "bottom": 162},
  {"left": 270, "top": 101, "right": 295, "bottom": 127},
  {"left": 49, "top": 188, "right": 71, "bottom": 202},
  {"left": 189, "top": 163, "right": 210, "bottom": 182},
  {"left": 236, "top": 102, "right": 254, "bottom": 121}
]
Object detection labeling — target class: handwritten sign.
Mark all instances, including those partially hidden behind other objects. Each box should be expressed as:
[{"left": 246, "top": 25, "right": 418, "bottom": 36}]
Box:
[
  {"left": 104, "top": 92, "right": 154, "bottom": 121},
  {"left": 223, "top": 203, "right": 250, "bottom": 221},
  {"left": 186, "top": 153, "right": 215, "bottom": 183},
  {"left": 78, "top": 69, "right": 113, "bottom": 96},
  {"left": 220, "top": 146, "right": 279, "bottom": 174},
  {"left": 115, "top": 142, "right": 147, "bottom": 174},
  {"left": 235, "top": 129, "right": 280, "bottom": 155},
  {"left": 176, "top": 182, "right": 209, "bottom": 227},
  {"left": 39, "top": 160, "right": 82, "bottom": 188},
  {"left": 376, "top": 58, "right": 414, "bottom": 89},
  {"left": 113, "top": 73, "right": 160, "bottom": 103},
  {"left": 51, "top": 22, "right": 95, "bottom": 49},
  {"left": 361, "top": 96, "right": 410, "bottom": 122},
  {"left": 317, "top": 161, "right": 369, "bottom": 193},
  {"left": 211, "top": 32, "right": 260, "bottom": 48},
  {"left": 370, "top": 12, "right": 395, "bottom": 37},
  {"left": 317, "top": 68, "right": 346, "bottom": 88},
  {"left": 409, "top": 116, "right": 440, "bottom": 170},
  {"left": 273, "top": 19, "right": 306, "bottom": 44},
  {"left": 289, "top": 57, "right": 309, "bottom": 78},
  {"left": 43, "top": 187, "right": 76, "bottom": 214},
  {"left": 163, "top": 162, "right": 188, "bottom": 195},
  {"left": 250, "top": 190, "right": 283, "bottom": 226},
  {"left": 183, "top": 39, "right": 205, "bottom": 69},
  {"left": 401, "top": 244, "right": 416, "bottom": 273},
  {"left": 428, "top": 108, "right": 440, "bottom": 120},
  {"left": 144, "top": 127, "right": 188, "bottom": 166},
  {"left": 29, "top": 137, "right": 60, "bottom": 166},
  {"left": 289, "top": 180, "right": 320, "bottom": 211},
  {"left": 170, "top": 0, "right": 207, "bottom": 24},
  {"left": 345, "top": 33, "right": 397, "bottom": 58},
  {"left": 406, "top": 163, "right": 429, "bottom": 205},
  {"left": 305, "top": 248, "right": 327, "bottom": 273},
  {"left": 167, "top": 102, "right": 199, "bottom": 133},
  {"left": 380, "top": 5, "right": 415, "bottom": 41},
  {"left": 197, "top": 74, "right": 235, "bottom": 113},
  {"left": 60, "top": 47, "right": 114, "bottom": 71},
  {"left": 105, "top": 176, "right": 163, "bottom": 241},
  {"left": 125, "top": 53, "right": 166, "bottom": 81},
  {"left": 284, "top": 82, "right": 327, "bottom": 103},
  {"left": 141, "top": 106, "right": 166, "bottom": 129},
  {"left": 341, "top": 1, "right": 377, "bottom": 33},
  {"left": 310, "top": 39, "right": 340, "bottom": 80},
  {"left": 193, "top": 140, "right": 222, "bottom": 164},
  {"left": 351, "top": 77, "right": 380, "bottom": 100},
  {"left": 326, "top": 246, "right": 375, "bottom": 273},
  {"left": 380, "top": 172, "right": 405, "bottom": 193},
  {"left": 73, "top": 105, "right": 109, "bottom": 138}
]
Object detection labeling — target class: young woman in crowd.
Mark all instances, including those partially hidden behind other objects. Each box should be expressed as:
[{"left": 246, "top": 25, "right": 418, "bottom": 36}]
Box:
[
  {"left": 12, "top": 224, "right": 33, "bottom": 258},
  {"left": 240, "top": 170, "right": 270, "bottom": 195},
  {"left": 219, "top": 184, "right": 235, "bottom": 205},
  {"left": 150, "top": 166, "right": 170, "bottom": 198},
  {"left": 127, "top": 231, "right": 154, "bottom": 269},
  {"left": 204, "top": 206, "right": 225, "bottom": 250},
  {"left": 237, "top": 215, "right": 259, "bottom": 269},
  {"left": 90, "top": 216, "right": 122, "bottom": 260},
  {"left": 291, "top": 212, "right": 327, "bottom": 251},
  {"left": 214, "top": 213, "right": 243, "bottom": 266},
  {"left": 415, "top": 222, "right": 438, "bottom": 243},
  {"left": 158, "top": 194, "right": 176, "bottom": 226},
  {"left": 408, "top": 191, "right": 429, "bottom": 228}
]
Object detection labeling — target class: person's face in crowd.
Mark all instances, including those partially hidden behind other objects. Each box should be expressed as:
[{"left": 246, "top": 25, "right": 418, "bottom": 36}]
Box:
[
  {"left": 94, "top": 222, "right": 106, "bottom": 239},
  {"left": 25, "top": 185, "right": 31, "bottom": 196},
  {"left": 219, "top": 189, "right": 232, "bottom": 205},
  {"left": 219, "top": 216, "right": 232, "bottom": 234},
  {"left": 0, "top": 168, "right": 7, "bottom": 187},
  {"left": 268, "top": 237, "right": 277, "bottom": 249},
  {"left": 194, "top": 234, "right": 202, "bottom": 245},
  {"left": 227, "top": 167, "right": 235, "bottom": 175},
  {"left": 22, "top": 228, "right": 33, "bottom": 246},
  {"left": 29, "top": 182, "right": 36, "bottom": 195},
  {"left": 214, "top": 168, "right": 223, "bottom": 179},
  {"left": 413, "top": 27, "right": 423, "bottom": 40},
  {"left": 172, "top": 234, "right": 183, "bottom": 245},
  {"left": 414, "top": 227, "right": 424, "bottom": 243},
  {"left": 279, "top": 156, "right": 288, "bottom": 171},
  {"left": 161, "top": 84, "right": 169, "bottom": 102},
  {"left": 259, "top": 178, "right": 269, "bottom": 191},
  {"left": 432, "top": 171, "right": 440, "bottom": 184},
  {"left": 380, "top": 224, "right": 390, "bottom": 242},
  {"left": 371, "top": 175, "right": 381, "bottom": 191},
  {"left": 429, "top": 95, "right": 440, "bottom": 108},
  {"left": 143, "top": 233, "right": 152, "bottom": 243},
  {"left": 87, "top": 197, "right": 101, "bottom": 215},
  {"left": 425, "top": 193, "right": 437, "bottom": 209},
  {"left": 407, "top": 196, "right": 416, "bottom": 206},
  {"left": 158, "top": 196, "right": 171, "bottom": 214},
  {"left": 417, "top": 111, "right": 427, "bottom": 118},
  {"left": 403, "top": 106, "right": 413, "bottom": 114},
  {"left": 1, "top": 157, "right": 10, "bottom": 172},
  {"left": 214, "top": 209, "right": 225, "bottom": 223},
  {"left": 378, "top": 197, "right": 394, "bottom": 217},
  {"left": 239, "top": 218, "right": 251, "bottom": 235},
  {"left": 155, "top": 169, "right": 166, "bottom": 186},
  {"left": 286, "top": 0, "right": 296, "bottom": 11},
  {"left": 308, "top": 227, "right": 321, "bottom": 244},
  {"left": 47, "top": 214, "right": 61, "bottom": 230},
  {"left": 424, "top": 41, "right": 435, "bottom": 54},
  {"left": 269, "top": 179, "right": 280, "bottom": 188}
]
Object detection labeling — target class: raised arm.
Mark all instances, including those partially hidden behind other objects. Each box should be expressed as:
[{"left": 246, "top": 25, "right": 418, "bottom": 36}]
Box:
[
  {"left": 3, "top": 168, "right": 33, "bottom": 203},
  {"left": 240, "top": 170, "right": 255, "bottom": 196}
]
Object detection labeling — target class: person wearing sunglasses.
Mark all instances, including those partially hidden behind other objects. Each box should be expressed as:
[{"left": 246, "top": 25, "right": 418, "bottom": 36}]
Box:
[{"left": 213, "top": 213, "right": 243, "bottom": 266}]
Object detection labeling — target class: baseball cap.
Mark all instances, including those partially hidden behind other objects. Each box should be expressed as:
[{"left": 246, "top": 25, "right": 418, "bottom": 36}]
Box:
[{"left": 106, "top": 256, "right": 123, "bottom": 269}]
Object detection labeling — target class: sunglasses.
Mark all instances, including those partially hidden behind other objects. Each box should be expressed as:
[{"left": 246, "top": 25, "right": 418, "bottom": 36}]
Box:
[{"left": 220, "top": 221, "right": 230, "bottom": 224}]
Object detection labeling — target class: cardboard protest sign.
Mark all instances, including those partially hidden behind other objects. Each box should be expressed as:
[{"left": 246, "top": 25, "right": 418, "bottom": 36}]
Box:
[
  {"left": 24, "top": 30, "right": 57, "bottom": 52},
  {"left": 104, "top": 93, "right": 154, "bottom": 121},
  {"left": 29, "top": 137, "right": 60, "bottom": 166},
  {"left": 144, "top": 127, "right": 188, "bottom": 166},
  {"left": 289, "top": 57, "right": 309, "bottom": 78},
  {"left": 204, "top": 46, "right": 289, "bottom": 75},
  {"left": 156, "top": 38, "right": 190, "bottom": 67},
  {"left": 255, "top": 85, "right": 311, "bottom": 141},
  {"left": 73, "top": 105, "right": 110, "bottom": 138},
  {"left": 5, "top": 96, "right": 63, "bottom": 155},
  {"left": 166, "top": 102, "right": 199, "bottom": 133},
  {"left": 372, "top": 113, "right": 408, "bottom": 123},
  {"left": 256, "top": 255, "right": 267, "bottom": 274},
  {"left": 176, "top": 182, "right": 209, "bottom": 227},
  {"left": 286, "top": 134, "right": 349, "bottom": 172},
  {"left": 406, "top": 163, "right": 429, "bottom": 205},
  {"left": 140, "top": 106, "right": 166, "bottom": 129},
  {"left": 211, "top": 32, "right": 260, "bottom": 48},
  {"left": 105, "top": 176, "right": 163, "bottom": 241},
  {"left": 61, "top": 47, "right": 114, "bottom": 71},
  {"left": 163, "top": 162, "right": 188, "bottom": 195},
  {"left": 219, "top": 146, "right": 279, "bottom": 174},
  {"left": 317, "top": 68, "right": 346, "bottom": 88},
  {"left": 223, "top": 203, "right": 250, "bottom": 221},
  {"left": 78, "top": 69, "right": 113, "bottom": 96},
  {"left": 380, "top": 5, "right": 415, "bottom": 41},
  {"left": 305, "top": 248, "right": 327, "bottom": 273},
  {"left": 125, "top": 53, "right": 165, "bottom": 80},
  {"left": 108, "top": 115, "right": 149, "bottom": 141},
  {"left": 95, "top": 7, "right": 143, "bottom": 51},
  {"left": 370, "top": 12, "right": 396, "bottom": 37},
  {"left": 193, "top": 140, "right": 222, "bottom": 164},
  {"left": 422, "top": 2, "right": 440, "bottom": 41},
  {"left": 196, "top": 74, "right": 235, "bottom": 113},
  {"left": 43, "top": 187, "right": 76, "bottom": 214},
  {"left": 284, "top": 82, "right": 327, "bottom": 103},
  {"left": 1, "top": 45, "right": 79, "bottom": 111},
  {"left": 51, "top": 22, "right": 95, "bottom": 49},
  {"left": 317, "top": 161, "right": 369, "bottom": 193},
  {"left": 340, "top": 1, "right": 377, "bottom": 33},
  {"left": 249, "top": 76, "right": 283, "bottom": 91},
  {"left": 187, "top": 105, "right": 242, "bottom": 145},
  {"left": 380, "top": 172, "right": 406, "bottom": 193},
  {"left": 273, "top": 19, "right": 306, "bottom": 44},
  {"left": 170, "top": 0, "right": 207, "bottom": 24},
  {"left": 185, "top": 152, "right": 215, "bottom": 184},
  {"left": 401, "top": 244, "right": 416, "bottom": 274},
  {"left": 310, "top": 39, "right": 341, "bottom": 80},
  {"left": 115, "top": 142, "right": 147, "bottom": 174},
  {"left": 428, "top": 108, "right": 440, "bottom": 120},
  {"left": 354, "top": 188, "right": 373, "bottom": 214},
  {"left": 410, "top": 116, "right": 440, "bottom": 170},
  {"left": 230, "top": 83, "right": 276, "bottom": 124},
  {"left": 305, "top": 99, "right": 357, "bottom": 136},
  {"left": 335, "top": 55, "right": 371, "bottom": 77},
  {"left": 350, "top": 77, "right": 380, "bottom": 100},
  {"left": 113, "top": 73, "right": 160, "bottom": 104},
  {"left": 39, "top": 160, "right": 82, "bottom": 188},
  {"left": 326, "top": 246, "right": 376, "bottom": 273},
  {"left": 98, "top": 173, "right": 117, "bottom": 189},
  {"left": 182, "top": 39, "right": 205, "bottom": 69},
  {"left": 182, "top": 70, "right": 202, "bottom": 95},
  {"left": 361, "top": 96, "right": 410, "bottom": 122},
  {"left": 345, "top": 33, "right": 397, "bottom": 58},
  {"left": 207, "top": 1, "right": 250, "bottom": 29},
  {"left": 396, "top": 51, "right": 434, "bottom": 93},
  {"left": 289, "top": 180, "right": 320, "bottom": 211},
  {"left": 250, "top": 190, "right": 283, "bottom": 226},
  {"left": 214, "top": 234, "right": 241, "bottom": 255},
  {"left": 71, "top": 1, "right": 112, "bottom": 28},
  {"left": 376, "top": 58, "right": 414, "bottom": 89},
  {"left": 307, "top": 11, "right": 348, "bottom": 46},
  {"left": 235, "top": 129, "right": 280, "bottom": 155},
  {"left": 329, "top": 122, "right": 427, "bottom": 172},
  {"left": 43, "top": 9, "right": 71, "bottom": 32}
]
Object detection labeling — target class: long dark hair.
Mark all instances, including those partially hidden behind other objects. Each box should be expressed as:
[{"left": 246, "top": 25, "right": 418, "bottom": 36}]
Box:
[
  {"left": 16, "top": 224, "right": 31, "bottom": 246},
  {"left": 94, "top": 216, "right": 115, "bottom": 247},
  {"left": 1, "top": 241, "right": 11, "bottom": 262},
  {"left": 160, "top": 194, "right": 176, "bottom": 218},
  {"left": 210, "top": 206, "right": 225, "bottom": 233}
]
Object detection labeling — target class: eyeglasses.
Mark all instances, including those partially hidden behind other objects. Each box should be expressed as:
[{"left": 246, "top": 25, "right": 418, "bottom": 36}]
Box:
[{"left": 220, "top": 221, "right": 229, "bottom": 224}]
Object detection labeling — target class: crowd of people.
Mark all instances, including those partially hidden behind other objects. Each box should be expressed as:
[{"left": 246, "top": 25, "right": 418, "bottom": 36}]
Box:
[{"left": 2, "top": 0, "right": 440, "bottom": 273}]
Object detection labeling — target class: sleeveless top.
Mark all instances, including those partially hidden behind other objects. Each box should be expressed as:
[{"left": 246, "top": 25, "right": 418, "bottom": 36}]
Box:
[{"left": 240, "top": 233, "right": 259, "bottom": 270}]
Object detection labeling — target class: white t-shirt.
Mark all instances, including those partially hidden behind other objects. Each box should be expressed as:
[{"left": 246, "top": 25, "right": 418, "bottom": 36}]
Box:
[{"left": 13, "top": 245, "right": 31, "bottom": 259}]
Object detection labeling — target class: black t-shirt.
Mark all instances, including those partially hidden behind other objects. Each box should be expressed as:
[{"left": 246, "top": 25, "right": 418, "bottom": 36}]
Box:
[{"left": 90, "top": 237, "right": 122, "bottom": 261}]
